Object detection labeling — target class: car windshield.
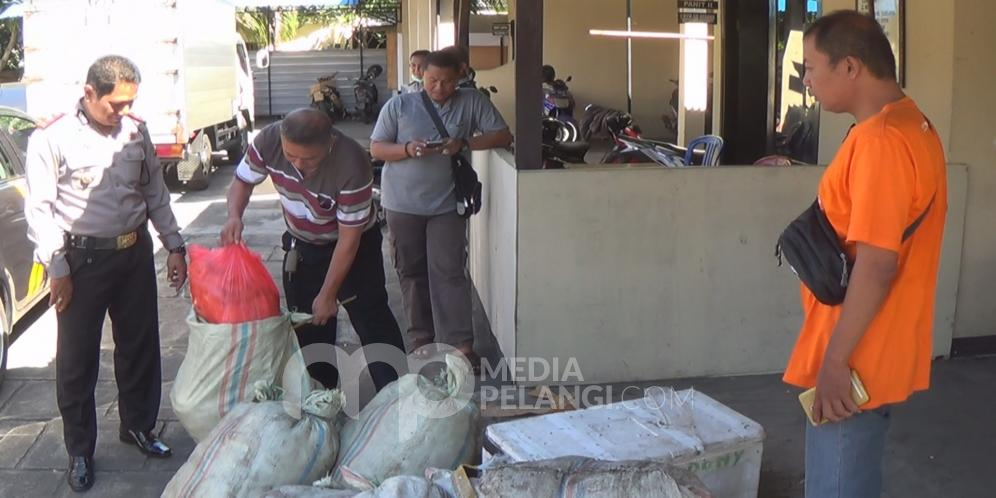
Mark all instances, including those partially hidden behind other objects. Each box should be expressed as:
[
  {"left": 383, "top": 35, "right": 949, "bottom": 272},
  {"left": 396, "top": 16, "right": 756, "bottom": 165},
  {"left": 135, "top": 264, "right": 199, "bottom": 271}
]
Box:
[{"left": 0, "top": 114, "right": 37, "bottom": 157}]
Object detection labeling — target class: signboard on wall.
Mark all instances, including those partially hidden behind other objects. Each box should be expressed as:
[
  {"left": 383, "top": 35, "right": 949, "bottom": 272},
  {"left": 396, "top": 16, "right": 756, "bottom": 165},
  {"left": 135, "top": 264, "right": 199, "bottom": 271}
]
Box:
[
  {"left": 678, "top": 0, "right": 718, "bottom": 24},
  {"left": 857, "top": 0, "right": 905, "bottom": 86},
  {"left": 492, "top": 22, "right": 511, "bottom": 37},
  {"left": 678, "top": 0, "right": 718, "bottom": 8}
]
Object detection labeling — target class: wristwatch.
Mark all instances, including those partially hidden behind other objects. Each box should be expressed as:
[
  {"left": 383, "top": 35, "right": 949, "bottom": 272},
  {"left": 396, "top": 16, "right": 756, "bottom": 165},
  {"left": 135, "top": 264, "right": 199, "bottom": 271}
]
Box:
[{"left": 168, "top": 245, "right": 187, "bottom": 256}]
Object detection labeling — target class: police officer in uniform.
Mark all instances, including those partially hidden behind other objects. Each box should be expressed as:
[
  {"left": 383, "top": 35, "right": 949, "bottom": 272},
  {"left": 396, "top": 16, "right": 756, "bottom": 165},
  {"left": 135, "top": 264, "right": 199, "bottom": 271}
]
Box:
[{"left": 24, "top": 55, "right": 185, "bottom": 492}]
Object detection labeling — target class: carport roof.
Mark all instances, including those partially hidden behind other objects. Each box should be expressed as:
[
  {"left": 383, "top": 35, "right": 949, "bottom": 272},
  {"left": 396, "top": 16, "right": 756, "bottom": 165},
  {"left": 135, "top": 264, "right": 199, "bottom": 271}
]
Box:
[
  {"left": 225, "top": 0, "right": 360, "bottom": 8},
  {"left": 0, "top": 1, "right": 362, "bottom": 18}
]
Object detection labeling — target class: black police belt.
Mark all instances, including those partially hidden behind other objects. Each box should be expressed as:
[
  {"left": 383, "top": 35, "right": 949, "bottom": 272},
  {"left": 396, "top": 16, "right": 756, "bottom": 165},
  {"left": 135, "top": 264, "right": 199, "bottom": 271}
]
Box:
[{"left": 65, "top": 224, "right": 145, "bottom": 251}]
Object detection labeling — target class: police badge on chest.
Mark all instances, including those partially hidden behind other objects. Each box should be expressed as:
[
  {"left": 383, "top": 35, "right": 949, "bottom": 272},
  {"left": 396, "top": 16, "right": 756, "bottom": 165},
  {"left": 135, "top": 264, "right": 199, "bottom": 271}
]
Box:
[{"left": 71, "top": 168, "right": 98, "bottom": 190}]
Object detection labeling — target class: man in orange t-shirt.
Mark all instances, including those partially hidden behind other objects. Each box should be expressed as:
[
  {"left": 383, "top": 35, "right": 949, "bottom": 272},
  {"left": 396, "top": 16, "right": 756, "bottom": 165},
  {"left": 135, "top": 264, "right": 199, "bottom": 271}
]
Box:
[{"left": 783, "top": 11, "right": 947, "bottom": 498}]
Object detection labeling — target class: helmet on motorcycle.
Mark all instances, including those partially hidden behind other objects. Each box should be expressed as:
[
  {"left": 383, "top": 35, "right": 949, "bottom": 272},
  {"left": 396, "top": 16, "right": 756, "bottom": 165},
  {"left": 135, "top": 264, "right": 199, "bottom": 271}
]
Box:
[
  {"left": 542, "top": 65, "right": 556, "bottom": 84},
  {"left": 605, "top": 113, "right": 634, "bottom": 134}
]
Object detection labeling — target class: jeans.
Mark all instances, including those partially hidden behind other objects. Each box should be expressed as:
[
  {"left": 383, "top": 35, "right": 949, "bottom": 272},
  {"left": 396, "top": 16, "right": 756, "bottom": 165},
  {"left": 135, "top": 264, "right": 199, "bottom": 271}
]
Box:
[{"left": 805, "top": 406, "right": 892, "bottom": 498}]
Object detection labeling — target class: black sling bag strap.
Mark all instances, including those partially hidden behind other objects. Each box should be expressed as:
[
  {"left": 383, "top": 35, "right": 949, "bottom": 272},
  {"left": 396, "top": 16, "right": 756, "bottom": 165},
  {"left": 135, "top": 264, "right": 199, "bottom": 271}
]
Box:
[
  {"left": 418, "top": 90, "right": 482, "bottom": 218},
  {"left": 776, "top": 193, "right": 936, "bottom": 306}
]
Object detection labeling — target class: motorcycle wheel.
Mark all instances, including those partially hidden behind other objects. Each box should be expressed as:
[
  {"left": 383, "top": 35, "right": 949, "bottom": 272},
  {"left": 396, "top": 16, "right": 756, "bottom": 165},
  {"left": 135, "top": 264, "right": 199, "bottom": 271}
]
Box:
[{"left": 555, "top": 121, "right": 579, "bottom": 142}]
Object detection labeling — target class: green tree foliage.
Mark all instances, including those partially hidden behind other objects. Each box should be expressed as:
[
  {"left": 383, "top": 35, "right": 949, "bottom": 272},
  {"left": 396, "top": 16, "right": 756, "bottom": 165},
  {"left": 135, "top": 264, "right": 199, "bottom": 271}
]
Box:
[
  {"left": 237, "top": 9, "right": 302, "bottom": 50},
  {"left": 0, "top": 1, "right": 22, "bottom": 74}
]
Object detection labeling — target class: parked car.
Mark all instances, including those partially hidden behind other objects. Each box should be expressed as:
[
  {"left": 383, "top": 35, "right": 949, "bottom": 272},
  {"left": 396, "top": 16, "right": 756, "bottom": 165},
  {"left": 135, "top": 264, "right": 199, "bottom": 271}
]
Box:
[{"left": 0, "top": 107, "right": 49, "bottom": 384}]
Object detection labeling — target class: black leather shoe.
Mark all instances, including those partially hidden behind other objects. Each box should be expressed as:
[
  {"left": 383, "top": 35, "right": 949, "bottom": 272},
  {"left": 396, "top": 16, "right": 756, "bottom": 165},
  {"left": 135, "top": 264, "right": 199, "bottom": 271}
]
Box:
[
  {"left": 119, "top": 428, "right": 172, "bottom": 458},
  {"left": 67, "top": 456, "right": 94, "bottom": 492}
]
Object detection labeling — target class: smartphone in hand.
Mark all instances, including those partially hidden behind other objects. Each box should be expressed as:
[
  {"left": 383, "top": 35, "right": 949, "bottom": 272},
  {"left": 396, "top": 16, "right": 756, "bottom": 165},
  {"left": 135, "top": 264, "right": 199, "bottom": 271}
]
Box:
[
  {"left": 424, "top": 140, "right": 445, "bottom": 148},
  {"left": 799, "top": 369, "right": 870, "bottom": 426}
]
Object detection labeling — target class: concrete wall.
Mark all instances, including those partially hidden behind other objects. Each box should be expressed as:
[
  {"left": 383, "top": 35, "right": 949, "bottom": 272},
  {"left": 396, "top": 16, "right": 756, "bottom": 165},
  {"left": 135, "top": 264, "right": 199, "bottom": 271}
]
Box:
[
  {"left": 477, "top": 0, "right": 682, "bottom": 138},
  {"left": 475, "top": 62, "right": 516, "bottom": 132},
  {"left": 469, "top": 149, "right": 519, "bottom": 358},
  {"left": 506, "top": 165, "right": 967, "bottom": 384},
  {"left": 949, "top": 0, "right": 996, "bottom": 339},
  {"left": 543, "top": 0, "right": 629, "bottom": 120},
  {"left": 470, "top": 14, "right": 509, "bottom": 33},
  {"left": 470, "top": 47, "right": 504, "bottom": 70},
  {"left": 631, "top": 0, "right": 681, "bottom": 139}
]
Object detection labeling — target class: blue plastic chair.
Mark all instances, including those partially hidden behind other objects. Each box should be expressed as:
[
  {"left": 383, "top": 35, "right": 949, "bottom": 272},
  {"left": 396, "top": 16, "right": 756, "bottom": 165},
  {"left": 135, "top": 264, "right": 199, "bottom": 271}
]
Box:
[{"left": 684, "top": 135, "right": 724, "bottom": 166}]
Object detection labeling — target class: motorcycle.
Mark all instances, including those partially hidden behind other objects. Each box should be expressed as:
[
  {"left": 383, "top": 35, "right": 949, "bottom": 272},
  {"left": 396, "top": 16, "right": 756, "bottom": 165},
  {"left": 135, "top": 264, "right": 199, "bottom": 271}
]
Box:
[
  {"left": 543, "top": 74, "right": 579, "bottom": 141},
  {"left": 478, "top": 85, "right": 499, "bottom": 99},
  {"left": 368, "top": 152, "right": 387, "bottom": 227},
  {"left": 542, "top": 117, "right": 589, "bottom": 169},
  {"left": 310, "top": 73, "right": 348, "bottom": 122},
  {"left": 586, "top": 105, "right": 698, "bottom": 167},
  {"left": 456, "top": 68, "right": 499, "bottom": 99},
  {"left": 353, "top": 64, "right": 383, "bottom": 124}
]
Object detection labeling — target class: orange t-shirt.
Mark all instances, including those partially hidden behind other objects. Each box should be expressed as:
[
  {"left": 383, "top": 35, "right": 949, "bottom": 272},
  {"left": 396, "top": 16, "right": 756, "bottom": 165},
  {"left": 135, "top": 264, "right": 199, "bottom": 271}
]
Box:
[{"left": 783, "top": 97, "right": 947, "bottom": 409}]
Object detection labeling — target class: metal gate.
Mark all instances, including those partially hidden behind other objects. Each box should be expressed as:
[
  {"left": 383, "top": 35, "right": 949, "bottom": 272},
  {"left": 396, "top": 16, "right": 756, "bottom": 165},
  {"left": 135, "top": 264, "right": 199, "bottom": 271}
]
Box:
[{"left": 251, "top": 49, "right": 390, "bottom": 117}]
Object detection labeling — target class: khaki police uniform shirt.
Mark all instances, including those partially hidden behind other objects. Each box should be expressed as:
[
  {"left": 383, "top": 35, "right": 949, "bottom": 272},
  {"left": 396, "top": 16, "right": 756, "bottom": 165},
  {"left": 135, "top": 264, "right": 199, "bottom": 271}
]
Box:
[{"left": 24, "top": 101, "right": 183, "bottom": 278}]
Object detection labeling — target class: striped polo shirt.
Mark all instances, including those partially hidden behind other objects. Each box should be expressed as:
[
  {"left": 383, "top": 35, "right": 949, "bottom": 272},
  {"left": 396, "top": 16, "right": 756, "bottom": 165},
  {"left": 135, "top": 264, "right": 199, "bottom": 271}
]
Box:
[{"left": 235, "top": 123, "right": 375, "bottom": 243}]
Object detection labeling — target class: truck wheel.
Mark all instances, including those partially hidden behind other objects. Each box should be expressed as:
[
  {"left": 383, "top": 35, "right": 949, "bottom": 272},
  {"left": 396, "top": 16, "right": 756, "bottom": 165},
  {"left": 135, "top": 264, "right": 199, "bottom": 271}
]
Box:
[
  {"left": 164, "top": 162, "right": 181, "bottom": 190},
  {"left": 180, "top": 133, "right": 213, "bottom": 191},
  {"left": 225, "top": 127, "right": 249, "bottom": 165}
]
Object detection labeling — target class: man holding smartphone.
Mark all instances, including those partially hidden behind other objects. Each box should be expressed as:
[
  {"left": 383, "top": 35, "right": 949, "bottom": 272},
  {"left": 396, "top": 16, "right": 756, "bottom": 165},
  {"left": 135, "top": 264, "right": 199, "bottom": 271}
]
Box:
[
  {"left": 783, "top": 11, "right": 946, "bottom": 498},
  {"left": 370, "top": 48, "right": 512, "bottom": 369}
]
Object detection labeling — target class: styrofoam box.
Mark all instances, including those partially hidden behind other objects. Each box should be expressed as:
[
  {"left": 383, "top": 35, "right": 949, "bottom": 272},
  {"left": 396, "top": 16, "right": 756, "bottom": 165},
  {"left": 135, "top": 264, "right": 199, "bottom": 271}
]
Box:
[{"left": 482, "top": 389, "right": 765, "bottom": 498}]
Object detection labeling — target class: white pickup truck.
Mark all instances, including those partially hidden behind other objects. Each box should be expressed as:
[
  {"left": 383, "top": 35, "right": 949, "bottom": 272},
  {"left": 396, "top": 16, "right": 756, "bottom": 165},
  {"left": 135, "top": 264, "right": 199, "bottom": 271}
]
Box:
[{"left": 19, "top": 0, "right": 254, "bottom": 190}]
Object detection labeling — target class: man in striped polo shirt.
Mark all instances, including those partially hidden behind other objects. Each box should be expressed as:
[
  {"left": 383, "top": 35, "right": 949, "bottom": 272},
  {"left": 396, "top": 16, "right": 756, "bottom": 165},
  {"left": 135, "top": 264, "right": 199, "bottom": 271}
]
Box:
[{"left": 221, "top": 109, "right": 405, "bottom": 391}]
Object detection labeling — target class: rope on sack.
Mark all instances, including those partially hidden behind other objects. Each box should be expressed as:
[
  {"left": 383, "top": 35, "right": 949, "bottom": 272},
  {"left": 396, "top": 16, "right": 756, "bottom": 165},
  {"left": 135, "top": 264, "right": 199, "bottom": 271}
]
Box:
[
  {"left": 442, "top": 354, "right": 472, "bottom": 396},
  {"left": 312, "top": 472, "right": 336, "bottom": 488},
  {"left": 253, "top": 381, "right": 284, "bottom": 402},
  {"left": 301, "top": 389, "right": 345, "bottom": 420},
  {"left": 424, "top": 354, "right": 474, "bottom": 403}
]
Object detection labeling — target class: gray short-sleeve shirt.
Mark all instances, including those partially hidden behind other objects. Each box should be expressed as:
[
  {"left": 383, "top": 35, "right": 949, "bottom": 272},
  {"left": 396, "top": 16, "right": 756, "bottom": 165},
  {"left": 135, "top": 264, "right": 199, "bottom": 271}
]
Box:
[{"left": 371, "top": 88, "right": 508, "bottom": 216}]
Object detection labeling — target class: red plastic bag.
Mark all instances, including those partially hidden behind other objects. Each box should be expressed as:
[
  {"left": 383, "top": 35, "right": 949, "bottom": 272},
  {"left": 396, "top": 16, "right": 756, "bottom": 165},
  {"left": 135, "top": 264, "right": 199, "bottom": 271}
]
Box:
[{"left": 188, "top": 244, "right": 281, "bottom": 324}]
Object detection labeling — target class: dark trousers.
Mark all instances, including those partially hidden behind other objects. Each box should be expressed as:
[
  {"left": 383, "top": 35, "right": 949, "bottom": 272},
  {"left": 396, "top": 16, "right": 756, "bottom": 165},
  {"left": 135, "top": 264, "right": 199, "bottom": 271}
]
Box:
[
  {"left": 385, "top": 210, "right": 473, "bottom": 348},
  {"left": 282, "top": 228, "right": 405, "bottom": 391},
  {"left": 57, "top": 231, "right": 162, "bottom": 458}
]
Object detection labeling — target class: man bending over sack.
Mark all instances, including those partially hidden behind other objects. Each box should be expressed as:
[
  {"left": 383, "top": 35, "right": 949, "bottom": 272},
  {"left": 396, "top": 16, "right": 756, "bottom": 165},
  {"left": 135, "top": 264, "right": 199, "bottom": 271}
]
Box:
[{"left": 222, "top": 108, "right": 406, "bottom": 391}]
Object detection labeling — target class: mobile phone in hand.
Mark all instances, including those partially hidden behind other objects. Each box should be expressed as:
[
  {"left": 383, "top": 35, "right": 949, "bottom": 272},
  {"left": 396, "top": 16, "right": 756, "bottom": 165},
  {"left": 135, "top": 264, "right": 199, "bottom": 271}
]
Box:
[
  {"left": 799, "top": 369, "right": 870, "bottom": 426},
  {"left": 425, "top": 140, "right": 445, "bottom": 148}
]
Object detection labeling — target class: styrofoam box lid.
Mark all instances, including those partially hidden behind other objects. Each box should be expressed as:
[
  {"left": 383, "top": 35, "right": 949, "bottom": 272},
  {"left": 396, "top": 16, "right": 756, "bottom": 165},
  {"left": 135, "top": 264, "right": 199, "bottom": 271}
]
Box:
[{"left": 485, "top": 389, "right": 765, "bottom": 463}]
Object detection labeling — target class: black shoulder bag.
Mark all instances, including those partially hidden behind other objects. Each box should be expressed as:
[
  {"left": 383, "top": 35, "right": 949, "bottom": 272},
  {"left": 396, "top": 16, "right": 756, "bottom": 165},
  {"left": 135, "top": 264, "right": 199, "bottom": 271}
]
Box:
[
  {"left": 776, "top": 195, "right": 935, "bottom": 305},
  {"left": 418, "top": 90, "right": 483, "bottom": 218}
]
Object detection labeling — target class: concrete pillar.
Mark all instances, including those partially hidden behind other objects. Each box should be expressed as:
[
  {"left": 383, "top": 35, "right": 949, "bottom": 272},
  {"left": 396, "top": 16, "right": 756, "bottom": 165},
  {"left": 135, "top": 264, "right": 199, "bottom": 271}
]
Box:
[
  {"left": 514, "top": 0, "right": 543, "bottom": 169},
  {"left": 398, "top": 0, "right": 438, "bottom": 87},
  {"left": 455, "top": 0, "right": 471, "bottom": 48},
  {"left": 402, "top": 0, "right": 437, "bottom": 57},
  {"left": 437, "top": 0, "right": 455, "bottom": 48}
]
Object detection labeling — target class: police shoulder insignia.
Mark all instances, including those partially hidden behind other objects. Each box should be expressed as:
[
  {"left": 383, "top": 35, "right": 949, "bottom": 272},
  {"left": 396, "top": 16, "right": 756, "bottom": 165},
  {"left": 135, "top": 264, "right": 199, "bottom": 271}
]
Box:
[{"left": 36, "top": 113, "right": 65, "bottom": 129}]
